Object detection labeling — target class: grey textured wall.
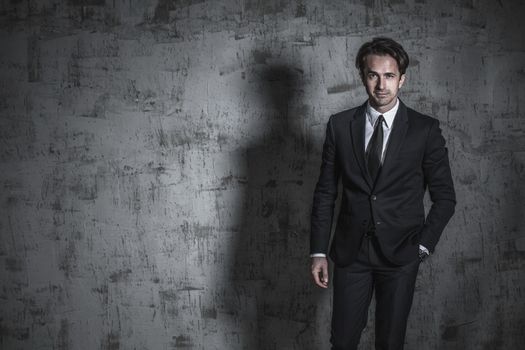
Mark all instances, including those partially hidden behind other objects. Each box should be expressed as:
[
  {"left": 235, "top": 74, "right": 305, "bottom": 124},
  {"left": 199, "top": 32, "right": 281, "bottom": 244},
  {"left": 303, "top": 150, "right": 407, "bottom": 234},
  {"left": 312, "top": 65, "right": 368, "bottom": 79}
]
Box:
[{"left": 1, "top": 0, "right": 524, "bottom": 349}]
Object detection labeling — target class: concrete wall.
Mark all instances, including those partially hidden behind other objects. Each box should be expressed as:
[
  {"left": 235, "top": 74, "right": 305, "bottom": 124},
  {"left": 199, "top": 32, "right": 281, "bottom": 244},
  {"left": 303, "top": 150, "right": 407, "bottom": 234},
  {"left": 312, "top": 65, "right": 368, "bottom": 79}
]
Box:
[{"left": 1, "top": 0, "right": 524, "bottom": 349}]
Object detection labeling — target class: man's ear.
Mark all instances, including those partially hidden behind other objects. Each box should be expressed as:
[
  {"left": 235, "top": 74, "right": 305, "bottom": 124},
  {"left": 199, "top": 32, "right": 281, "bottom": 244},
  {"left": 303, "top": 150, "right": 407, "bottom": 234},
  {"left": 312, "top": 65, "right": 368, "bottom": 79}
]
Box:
[{"left": 399, "top": 74, "right": 406, "bottom": 88}]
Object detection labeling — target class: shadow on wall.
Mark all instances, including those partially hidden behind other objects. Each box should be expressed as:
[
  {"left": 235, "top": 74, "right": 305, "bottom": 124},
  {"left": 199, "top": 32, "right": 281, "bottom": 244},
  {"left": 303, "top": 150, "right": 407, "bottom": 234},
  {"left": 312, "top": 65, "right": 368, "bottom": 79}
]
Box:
[
  {"left": 481, "top": 152, "right": 525, "bottom": 349},
  {"left": 225, "top": 64, "right": 324, "bottom": 349}
]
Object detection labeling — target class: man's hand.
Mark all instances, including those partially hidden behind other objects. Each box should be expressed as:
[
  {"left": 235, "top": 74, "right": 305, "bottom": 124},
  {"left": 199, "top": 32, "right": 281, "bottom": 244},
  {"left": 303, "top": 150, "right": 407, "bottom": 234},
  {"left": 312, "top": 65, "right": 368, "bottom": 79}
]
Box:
[
  {"left": 418, "top": 248, "right": 430, "bottom": 262},
  {"left": 311, "top": 257, "right": 329, "bottom": 288}
]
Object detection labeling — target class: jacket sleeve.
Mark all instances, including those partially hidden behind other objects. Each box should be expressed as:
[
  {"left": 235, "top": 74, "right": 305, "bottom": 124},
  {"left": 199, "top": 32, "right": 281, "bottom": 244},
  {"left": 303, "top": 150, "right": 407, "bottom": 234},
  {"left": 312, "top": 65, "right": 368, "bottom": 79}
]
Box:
[
  {"left": 310, "top": 116, "right": 340, "bottom": 255},
  {"left": 420, "top": 119, "right": 456, "bottom": 252}
]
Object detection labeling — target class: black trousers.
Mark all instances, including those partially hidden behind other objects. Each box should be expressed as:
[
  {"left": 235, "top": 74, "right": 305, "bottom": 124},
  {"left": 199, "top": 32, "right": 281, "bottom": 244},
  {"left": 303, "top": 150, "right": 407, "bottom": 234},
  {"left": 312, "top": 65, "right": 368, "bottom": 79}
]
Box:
[{"left": 330, "top": 234, "right": 420, "bottom": 350}]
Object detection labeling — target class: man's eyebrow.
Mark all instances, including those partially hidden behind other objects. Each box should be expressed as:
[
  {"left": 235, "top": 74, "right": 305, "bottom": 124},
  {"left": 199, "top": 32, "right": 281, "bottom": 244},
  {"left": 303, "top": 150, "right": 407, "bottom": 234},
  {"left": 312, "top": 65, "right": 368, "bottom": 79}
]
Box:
[{"left": 365, "top": 70, "right": 398, "bottom": 76}]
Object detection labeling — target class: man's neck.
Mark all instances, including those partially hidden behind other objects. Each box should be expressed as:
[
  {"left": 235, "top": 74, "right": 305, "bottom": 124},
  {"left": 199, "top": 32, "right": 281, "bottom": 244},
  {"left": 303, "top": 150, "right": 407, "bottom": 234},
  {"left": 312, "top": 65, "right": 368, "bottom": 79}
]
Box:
[{"left": 368, "top": 98, "right": 399, "bottom": 115}]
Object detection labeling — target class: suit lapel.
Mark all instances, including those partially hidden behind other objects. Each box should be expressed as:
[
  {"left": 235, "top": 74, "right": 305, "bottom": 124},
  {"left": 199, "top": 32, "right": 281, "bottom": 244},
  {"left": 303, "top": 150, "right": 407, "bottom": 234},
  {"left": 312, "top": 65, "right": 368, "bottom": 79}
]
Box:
[
  {"left": 349, "top": 103, "right": 373, "bottom": 189},
  {"left": 376, "top": 101, "right": 409, "bottom": 185}
]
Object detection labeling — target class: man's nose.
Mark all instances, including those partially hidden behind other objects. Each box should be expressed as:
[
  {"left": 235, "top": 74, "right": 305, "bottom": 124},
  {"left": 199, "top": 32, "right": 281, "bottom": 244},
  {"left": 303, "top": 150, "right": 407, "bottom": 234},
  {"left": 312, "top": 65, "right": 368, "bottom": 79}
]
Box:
[{"left": 376, "top": 77, "right": 385, "bottom": 90}]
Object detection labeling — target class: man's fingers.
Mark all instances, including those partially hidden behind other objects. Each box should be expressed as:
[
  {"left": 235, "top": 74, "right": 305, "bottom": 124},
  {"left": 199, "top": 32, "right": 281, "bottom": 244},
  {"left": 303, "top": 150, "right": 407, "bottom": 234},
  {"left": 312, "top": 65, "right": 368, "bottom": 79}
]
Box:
[
  {"left": 314, "top": 270, "right": 326, "bottom": 288},
  {"left": 321, "top": 264, "right": 329, "bottom": 285},
  {"left": 311, "top": 258, "right": 329, "bottom": 288},
  {"left": 312, "top": 268, "right": 323, "bottom": 287},
  {"left": 314, "top": 271, "right": 327, "bottom": 288}
]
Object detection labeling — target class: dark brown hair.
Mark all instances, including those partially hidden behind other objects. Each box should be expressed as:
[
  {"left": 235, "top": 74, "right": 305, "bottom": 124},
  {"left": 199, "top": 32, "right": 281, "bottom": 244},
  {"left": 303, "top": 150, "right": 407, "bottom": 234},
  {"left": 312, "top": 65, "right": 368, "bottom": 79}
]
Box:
[{"left": 355, "top": 37, "right": 410, "bottom": 76}]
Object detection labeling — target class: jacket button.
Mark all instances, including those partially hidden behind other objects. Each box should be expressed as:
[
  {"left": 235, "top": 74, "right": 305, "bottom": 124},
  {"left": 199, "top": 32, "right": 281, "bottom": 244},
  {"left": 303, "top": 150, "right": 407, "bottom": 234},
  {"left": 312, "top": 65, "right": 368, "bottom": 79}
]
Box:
[
  {"left": 376, "top": 221, "right": 381, "bottom": 225},
  {"left": 371, "top": 195, "right": 377, "bottom": 201}
]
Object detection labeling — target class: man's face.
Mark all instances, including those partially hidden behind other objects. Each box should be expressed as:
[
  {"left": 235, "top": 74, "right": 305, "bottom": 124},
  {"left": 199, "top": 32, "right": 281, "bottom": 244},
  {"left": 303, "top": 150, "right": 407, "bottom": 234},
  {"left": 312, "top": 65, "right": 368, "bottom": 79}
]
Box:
[{"left": 361, "top": 54, "right": 405, "bottom": 113}]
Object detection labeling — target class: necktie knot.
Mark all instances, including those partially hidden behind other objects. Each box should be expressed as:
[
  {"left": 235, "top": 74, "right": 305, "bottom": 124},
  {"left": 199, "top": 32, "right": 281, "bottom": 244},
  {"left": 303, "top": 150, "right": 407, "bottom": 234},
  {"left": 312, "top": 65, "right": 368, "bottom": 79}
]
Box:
[{"left": 375, "top": 115, "right": 384, "bottom": 129}]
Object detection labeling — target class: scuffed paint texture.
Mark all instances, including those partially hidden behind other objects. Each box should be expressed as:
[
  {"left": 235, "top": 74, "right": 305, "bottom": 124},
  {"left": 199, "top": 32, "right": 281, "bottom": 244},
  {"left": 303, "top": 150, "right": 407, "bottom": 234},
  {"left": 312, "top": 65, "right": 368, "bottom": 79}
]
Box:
[{"left": 0, "top": 0, "right": 524, "bottom": 349}]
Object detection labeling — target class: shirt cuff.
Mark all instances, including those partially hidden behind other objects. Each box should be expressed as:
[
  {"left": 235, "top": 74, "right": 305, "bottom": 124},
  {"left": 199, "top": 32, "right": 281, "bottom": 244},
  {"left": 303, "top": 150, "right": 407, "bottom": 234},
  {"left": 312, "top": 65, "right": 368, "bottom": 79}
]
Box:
[{"left": 419, "top": 245, "right": 430, "bottom": 255}]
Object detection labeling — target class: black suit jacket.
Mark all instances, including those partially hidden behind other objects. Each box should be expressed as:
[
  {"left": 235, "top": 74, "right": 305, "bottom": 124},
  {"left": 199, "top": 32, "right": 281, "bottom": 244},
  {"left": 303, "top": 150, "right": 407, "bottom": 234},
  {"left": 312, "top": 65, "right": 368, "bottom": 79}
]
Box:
[{"left": 310, "top": 101, "right": 456, "bottom": 266}]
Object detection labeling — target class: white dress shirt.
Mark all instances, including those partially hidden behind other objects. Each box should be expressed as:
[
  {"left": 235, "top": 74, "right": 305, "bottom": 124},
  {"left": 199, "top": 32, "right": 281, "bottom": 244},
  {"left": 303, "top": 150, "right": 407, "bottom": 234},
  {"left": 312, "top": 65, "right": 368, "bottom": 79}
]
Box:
[{"left": 311, "top": 99, "right": 429, "bottom": 258}]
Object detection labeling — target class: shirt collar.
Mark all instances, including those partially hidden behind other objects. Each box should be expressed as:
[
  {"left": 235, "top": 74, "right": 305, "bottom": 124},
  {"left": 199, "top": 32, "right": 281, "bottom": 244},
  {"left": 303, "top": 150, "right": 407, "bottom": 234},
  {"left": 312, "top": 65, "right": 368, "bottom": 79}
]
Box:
[{"left": 366, "top": 99, "right": 399, "bottom": 129}]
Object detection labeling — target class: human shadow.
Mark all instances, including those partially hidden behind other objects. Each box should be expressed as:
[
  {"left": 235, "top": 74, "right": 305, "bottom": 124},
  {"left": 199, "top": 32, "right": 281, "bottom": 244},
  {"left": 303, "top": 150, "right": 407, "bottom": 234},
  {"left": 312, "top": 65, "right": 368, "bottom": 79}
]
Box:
[{"left": 225, "top": 63, "right": 326, "bottom": 349}]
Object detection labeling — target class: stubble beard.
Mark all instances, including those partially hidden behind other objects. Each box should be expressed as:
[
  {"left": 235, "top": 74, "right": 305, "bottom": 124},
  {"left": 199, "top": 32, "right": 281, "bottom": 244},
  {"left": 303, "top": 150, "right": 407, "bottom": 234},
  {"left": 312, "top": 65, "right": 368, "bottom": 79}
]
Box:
[{"left": 371, "top": 91, "right": 396, "bottom": 111}]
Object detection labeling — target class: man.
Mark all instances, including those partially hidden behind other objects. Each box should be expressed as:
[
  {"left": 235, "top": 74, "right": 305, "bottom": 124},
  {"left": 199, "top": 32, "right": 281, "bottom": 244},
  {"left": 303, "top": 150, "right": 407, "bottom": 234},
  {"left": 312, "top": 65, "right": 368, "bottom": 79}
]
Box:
[{"left": 310, "top": 37, "right": 456, "bottom": 350}]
